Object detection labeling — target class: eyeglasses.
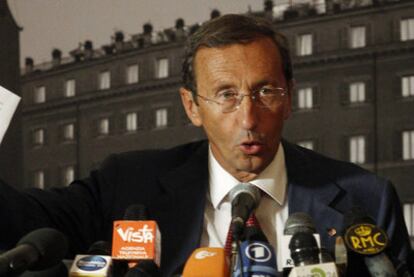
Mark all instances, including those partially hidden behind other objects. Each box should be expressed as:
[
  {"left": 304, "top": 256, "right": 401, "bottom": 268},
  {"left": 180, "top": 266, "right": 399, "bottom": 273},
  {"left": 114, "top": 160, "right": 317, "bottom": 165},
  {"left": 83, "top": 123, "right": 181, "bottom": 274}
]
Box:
[{"left": 196, "top": 87, "right": 288, "bottom": 113}]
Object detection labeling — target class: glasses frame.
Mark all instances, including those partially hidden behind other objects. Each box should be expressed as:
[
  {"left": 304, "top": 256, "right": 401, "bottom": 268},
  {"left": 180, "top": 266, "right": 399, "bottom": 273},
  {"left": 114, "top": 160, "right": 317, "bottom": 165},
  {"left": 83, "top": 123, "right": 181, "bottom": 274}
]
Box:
[{"left": 196, "top": 87, "right": 288, "bottom": 113}]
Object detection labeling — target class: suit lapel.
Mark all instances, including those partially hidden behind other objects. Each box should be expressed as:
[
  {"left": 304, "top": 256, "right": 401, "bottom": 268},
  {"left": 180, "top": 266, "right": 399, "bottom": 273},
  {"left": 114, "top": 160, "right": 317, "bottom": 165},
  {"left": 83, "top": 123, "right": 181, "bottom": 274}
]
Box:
[
  {"left": 152, "top": 142, "right": 209, "bottom": 276},
  {"left": 283, "top": 141, "right": 345, "bottom": 249}
]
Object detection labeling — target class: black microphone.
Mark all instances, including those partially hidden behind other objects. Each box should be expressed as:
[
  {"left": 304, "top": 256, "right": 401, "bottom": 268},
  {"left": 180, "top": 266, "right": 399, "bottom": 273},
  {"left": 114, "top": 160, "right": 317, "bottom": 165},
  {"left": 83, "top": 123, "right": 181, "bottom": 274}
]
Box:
[
  {"left": 0, "top": 228, "right": 68, "bottom": 276},
  {"left": 280, "top": 212, "right": 318, "bottom": 272},
  {"left": 229, "top": 183, "right": 261, "bottom": 241},
  {"left": 283, "top": 213, "right": 339, "bottom": 277},
  {"left": 289, "top": 232, "right": 320, "bottom": 266},
  {"left": 343, "top": 207, "right": 398, "bottom": 277}
]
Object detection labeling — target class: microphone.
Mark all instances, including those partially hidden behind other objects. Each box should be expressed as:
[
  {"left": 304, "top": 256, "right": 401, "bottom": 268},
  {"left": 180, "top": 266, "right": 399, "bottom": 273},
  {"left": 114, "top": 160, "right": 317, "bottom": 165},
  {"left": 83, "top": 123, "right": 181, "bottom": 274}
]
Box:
[
  {"left": 233, "top": 240, "right": 278, "bottom": 277},
  {"left": 280, "top": 213, "right": 320, "bottom": 270},
  {"left": 182, "top": 247, "right": 228, "bottom": 277},
  {"left": 289, "top": 232, "right": 320, "bottom": 266},
  {"left": 288, "top": 232, "right": 339, "bottom": 277},
  {"left": 112, "top": 204, "right": 161, "bottom": 275},
  {"left": 231, "top": 222, "right": 278, "bottom": 277},
  {"left": 69, "top": 241, "right": 113, "bottom": 277},
  {"left": 229, "top": 183, "right": 261, "bottom": 241},
  {"left": 0, "top": 227, "right": 68, "bottom": 276},
  {"left": 343, "top": 207, "right": 398, "bottom": 277}
]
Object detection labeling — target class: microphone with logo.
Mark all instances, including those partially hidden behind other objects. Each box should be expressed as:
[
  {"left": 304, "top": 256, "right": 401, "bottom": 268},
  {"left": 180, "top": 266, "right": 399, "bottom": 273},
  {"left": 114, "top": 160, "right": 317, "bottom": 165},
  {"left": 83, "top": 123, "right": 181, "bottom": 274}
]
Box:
[
  {"left": 112, "top": 204, "right": 161, "bottom": 276},
  {"left": 182, "top": 247, "right": 228, "bottom": 277},
  {"left": 230, "top": 221, "right": 277, "bottom": 277},
  {"left": 280, "top": 212, "right": 320, "bottom": 273},
  {"left": 343, "top": 207, "right": 398, "bottom": 277},
  {"left": 0, "top": 227, "right": 68, "bottom": 277},
  {"left": 287, "top": 231, "right": 339, "bottom": 277},
  {"left": 69, "top": 241, "right": 113, "bottom": 277},
  {"left": 281, "top": 213, "right": 338, "bottom": 277}
]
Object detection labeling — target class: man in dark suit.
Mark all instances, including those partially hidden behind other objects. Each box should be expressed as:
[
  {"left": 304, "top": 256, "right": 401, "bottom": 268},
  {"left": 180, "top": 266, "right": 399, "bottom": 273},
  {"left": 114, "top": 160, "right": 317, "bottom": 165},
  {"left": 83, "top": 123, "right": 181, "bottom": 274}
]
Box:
[{"left": 0, "top": 14, "right": 412, "bottom": 276}]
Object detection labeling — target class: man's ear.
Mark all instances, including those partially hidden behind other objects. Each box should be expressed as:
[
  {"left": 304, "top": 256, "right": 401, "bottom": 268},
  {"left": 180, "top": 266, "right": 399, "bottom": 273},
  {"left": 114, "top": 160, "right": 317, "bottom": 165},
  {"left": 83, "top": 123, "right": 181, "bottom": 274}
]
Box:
[
  {"left": 284, "top": 79, "right": 295, "bottom": 120},
  {"left": 180, "top": 87, "right": 203, "bottom": 126}
]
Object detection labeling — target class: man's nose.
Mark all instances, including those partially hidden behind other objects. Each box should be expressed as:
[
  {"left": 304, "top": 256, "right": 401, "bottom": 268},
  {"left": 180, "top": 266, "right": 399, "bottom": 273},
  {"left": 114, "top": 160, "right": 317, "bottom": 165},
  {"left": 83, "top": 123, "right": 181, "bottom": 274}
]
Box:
[{"left": 239, "top": 94, "right": 259, "bottom": 130}]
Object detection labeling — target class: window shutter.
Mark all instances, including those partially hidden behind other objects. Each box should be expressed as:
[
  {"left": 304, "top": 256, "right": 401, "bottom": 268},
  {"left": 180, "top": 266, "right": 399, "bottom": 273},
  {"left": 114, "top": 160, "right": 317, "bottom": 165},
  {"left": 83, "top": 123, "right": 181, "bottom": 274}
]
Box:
[
  {"left": 365, "top": 79, "right": 373, "bottom": 103},
  {"left": 394, "top": 130, "right": 402, "bottom": 161},
  {"left": 313, "top": 86, "right": 320, "bottom": 109},
  {"left": 290, "top": 35, "right": 298, "bottom": 57},
  {"left": 339, "top": 82, "right": 349, "bottom": 105},
  {"left": 391, "top": 19, "right": 400, "bottom": 42},
  {"left": 312, "top": 32, "right": 318, "bottom": 55},
  {"left": 394, "top": 75, "right": 402, "bottom": 99},
  {"left": 342, "top": 135, "right": 349, "bottom": 162},
  {"left": 119, "top": 113, "right": 126, "bottom": 133},
  {"left": 340, "top": 27, "right": 349, "bottom": 50},
  {"left": 366, "top": 24, "right": 371, "bottom": 46},
  {"left": 292, "top": 88, "right": 298, "bottom": 111},
  {"left": 92, "top": 118, "right": 98, "bottom": 137}
]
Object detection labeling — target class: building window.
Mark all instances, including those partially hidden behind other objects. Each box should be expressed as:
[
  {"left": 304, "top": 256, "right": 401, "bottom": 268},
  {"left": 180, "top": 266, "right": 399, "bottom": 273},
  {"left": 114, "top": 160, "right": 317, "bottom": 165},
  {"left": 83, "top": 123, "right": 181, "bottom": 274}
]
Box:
[
  {"left": 349, "top": 135, "right": 366, "bottom": 164},
  {"left": 63, "top": 123, "right": 75, "bottom": 141},
  {"left": 126, "top": 64, "right": 139, "bottom": 84},
  {"left": 99, "top": 71, "right": 111, "bottom": 90},
  {"left": 34, "top": 170, "right": 45, "bottom": 189},
  {"left": 297, "top": 34, "right": 313, "bottom": 56},
  {"left": 400, "top": 18, "right": 414, "bottom": 41},
  {"left": 298, "top": 141, "right": 314, "bottom": 150},
  {"left": 298, "top": 87, "right": 313, "bottom": 109},
  {"left": 34, "top": 86, "right": 46, "bottom": 104},
  {"left": 155, "top": 108, "right": 168, "bottom": 128},
  {"left": 126, "top": 112, "right": 138, "bottom": 132},
  {"left": 402, "top": 75, "right": 414, "bottom": 97},
  {"left": 350, "top": 26, "right": 366, "bottom": 48},
  {"left": 404, "top": 203, "right": 414, "bottom": 237},
  {"left": 98, "top": 118, "right": 110, "bottom": 135},
  {"left": 62, "top": 166, "right": 75, "bottom": 186},
  {"left": 64, "top": 79, "right": 76, "bottom": 97},
  {"left": 155, "top": 58, "right": 169, "bottom": 79},
  {"left": 349, "top": 82, "right": 366, "bottom": 103},
  {"left": 32, "top": 128, "right": 45, "bottom": 145},
  {"left": 402, "top": 130, "right": 414, "bottom": 160}
]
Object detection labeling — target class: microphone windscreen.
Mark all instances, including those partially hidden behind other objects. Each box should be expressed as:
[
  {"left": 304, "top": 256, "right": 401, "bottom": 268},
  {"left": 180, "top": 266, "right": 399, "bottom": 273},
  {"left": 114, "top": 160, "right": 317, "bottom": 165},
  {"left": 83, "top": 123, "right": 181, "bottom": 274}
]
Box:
[
  {"left": 182, "top": 247, "right": 228, "bottom": 277},
  {"left": 20, "top": 261, "right": 68, "bottom": 277},
  {"left": 17, "top": 228, "right": 68, "bottom": 271},
  {"left": 229, "top": 183, "right": 261, "bottom": 205},
  {"left": 284, "top": 212, "right": 316, "bottom": 235},
  {"left": 87, "top": 241, "right": 111, "bottom": 255}
]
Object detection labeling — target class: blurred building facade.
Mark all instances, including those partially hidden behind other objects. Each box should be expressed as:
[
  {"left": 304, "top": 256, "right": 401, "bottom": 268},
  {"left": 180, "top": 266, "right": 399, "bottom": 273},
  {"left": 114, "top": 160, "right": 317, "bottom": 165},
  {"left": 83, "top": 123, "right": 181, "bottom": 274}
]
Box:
[{"left": 14, "top": 0, "right": 414, "bottom": 238}]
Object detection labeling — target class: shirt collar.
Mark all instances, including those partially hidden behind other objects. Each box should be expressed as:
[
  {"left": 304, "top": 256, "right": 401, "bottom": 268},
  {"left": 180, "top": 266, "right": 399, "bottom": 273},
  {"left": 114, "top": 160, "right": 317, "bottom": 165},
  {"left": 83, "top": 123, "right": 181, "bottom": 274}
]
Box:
[{"left": 208, "top": 143, "right": 287, "bottom": 209}]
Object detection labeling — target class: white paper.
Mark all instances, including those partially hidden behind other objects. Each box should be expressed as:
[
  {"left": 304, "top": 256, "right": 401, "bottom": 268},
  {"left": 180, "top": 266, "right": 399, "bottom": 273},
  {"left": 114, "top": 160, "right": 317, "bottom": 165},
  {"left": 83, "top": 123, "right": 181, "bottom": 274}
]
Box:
[{"left": 0, "top": 86, "right": 21, "bottom": 144}]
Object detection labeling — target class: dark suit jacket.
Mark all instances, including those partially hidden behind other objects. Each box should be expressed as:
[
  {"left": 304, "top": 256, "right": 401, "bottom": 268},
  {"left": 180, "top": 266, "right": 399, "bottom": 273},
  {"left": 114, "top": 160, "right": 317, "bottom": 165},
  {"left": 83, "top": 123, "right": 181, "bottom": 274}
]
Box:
[{"left": 0, "top": 140, "right": 411, "bottom": 276}]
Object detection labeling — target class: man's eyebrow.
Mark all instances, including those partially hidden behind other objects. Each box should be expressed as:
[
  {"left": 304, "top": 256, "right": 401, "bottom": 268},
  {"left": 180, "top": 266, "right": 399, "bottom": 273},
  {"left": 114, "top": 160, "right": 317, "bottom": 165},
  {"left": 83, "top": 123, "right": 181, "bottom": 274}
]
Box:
[
  {"left": 209, "top": 81, "right": 235, "bottom": 95},
  {"left": 251, "top": 79, "right": 282, "bottom": 89}
]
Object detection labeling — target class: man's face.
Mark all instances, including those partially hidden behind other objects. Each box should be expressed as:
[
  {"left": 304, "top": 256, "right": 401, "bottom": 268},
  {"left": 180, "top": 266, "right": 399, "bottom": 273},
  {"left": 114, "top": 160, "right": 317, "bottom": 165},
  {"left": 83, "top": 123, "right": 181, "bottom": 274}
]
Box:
[{"left": 180, "top": 37, "right": 292, "bottom": 181}]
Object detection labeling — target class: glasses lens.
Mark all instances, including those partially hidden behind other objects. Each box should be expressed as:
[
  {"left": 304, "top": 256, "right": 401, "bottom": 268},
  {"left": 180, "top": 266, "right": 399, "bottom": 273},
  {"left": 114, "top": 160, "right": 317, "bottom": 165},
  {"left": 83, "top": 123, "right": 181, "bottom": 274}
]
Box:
[{"left": 221, "top": 98, "right": 238, "bottom": 113}]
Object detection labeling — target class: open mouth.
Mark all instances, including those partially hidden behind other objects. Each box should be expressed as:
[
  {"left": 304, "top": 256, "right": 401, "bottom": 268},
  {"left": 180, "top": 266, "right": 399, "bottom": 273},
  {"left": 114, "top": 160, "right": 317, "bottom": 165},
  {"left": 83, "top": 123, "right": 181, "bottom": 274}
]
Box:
[{"left": 240, "top": 141, "right": 264, "bottom": 155}]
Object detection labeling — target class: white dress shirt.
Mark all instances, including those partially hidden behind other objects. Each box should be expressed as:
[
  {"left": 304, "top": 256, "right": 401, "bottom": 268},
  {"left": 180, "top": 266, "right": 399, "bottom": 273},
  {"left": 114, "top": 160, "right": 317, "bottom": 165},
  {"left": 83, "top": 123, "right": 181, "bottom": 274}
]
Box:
[{"left": 200, "top": 143, "right": 289, "bottom": 269}]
